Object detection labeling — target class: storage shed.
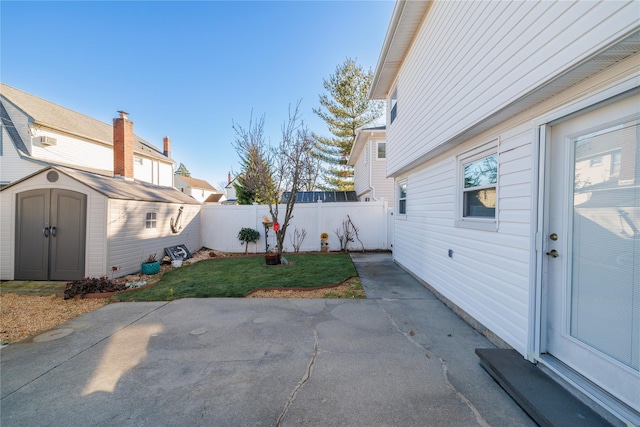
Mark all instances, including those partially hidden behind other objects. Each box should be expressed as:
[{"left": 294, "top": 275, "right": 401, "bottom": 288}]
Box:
[{"left": 0, "top": 165, "right": 201, "bottom": 281}]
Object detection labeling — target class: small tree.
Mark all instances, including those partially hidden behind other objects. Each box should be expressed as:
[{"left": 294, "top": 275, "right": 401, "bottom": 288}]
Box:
[
  {"left": 175, "top": 163, "right": 191, "bottom": 177},
  {"left": 237, "top": 227, "right": 260, "bottom": 255},
  {"left": 232, "top": 101, "right": 315, "bottom": 262}
]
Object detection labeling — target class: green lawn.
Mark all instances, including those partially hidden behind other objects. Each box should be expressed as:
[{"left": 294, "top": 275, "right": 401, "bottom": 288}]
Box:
[{"left": 115, "top": 253, "right": 357, "bottom": 301}]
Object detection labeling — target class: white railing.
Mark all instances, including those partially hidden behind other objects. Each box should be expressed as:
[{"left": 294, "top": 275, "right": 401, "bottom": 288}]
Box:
[{"left": 201, "top": 201, "right": 391, "bottom": 253}]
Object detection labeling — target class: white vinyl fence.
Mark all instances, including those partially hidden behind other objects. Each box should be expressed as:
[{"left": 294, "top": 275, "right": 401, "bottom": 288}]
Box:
[{"left": 201, "top": 201, "right": 391, "bottom": 253}]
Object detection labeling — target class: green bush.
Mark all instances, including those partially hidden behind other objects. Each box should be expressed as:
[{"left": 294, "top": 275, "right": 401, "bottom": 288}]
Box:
[{"left": 238, "top": 227, "right": 261, "bottom": 254}]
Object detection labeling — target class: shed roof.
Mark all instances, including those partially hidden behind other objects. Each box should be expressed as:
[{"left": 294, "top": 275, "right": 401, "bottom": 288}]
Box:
[
  {"left": 0, "top": 83, "right": 170, "bottom": 162},
  {"left": 2, "top": 166, "right": 199, "bottom": 204}
]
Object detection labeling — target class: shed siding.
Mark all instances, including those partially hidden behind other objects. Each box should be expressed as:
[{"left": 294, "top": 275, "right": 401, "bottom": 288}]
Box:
[
  {"left": 392, "top": 52, "right": 640, "bottom": 354},
  {"left": 107, "top": 200, "right": 201, "bottom": 276},
  {"left": 387, "top": 0, "right": 639, "bottom": 176}
]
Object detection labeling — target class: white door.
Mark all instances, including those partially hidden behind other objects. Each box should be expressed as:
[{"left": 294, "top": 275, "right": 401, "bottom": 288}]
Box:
[{"left": 544, "top": 93, "right": 639, "bottom": 411}]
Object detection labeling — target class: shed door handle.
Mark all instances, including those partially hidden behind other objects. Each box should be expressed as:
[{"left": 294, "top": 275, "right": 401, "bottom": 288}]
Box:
[
  {"left": 51, "top": 226, "right": 57, "bottom": 237},
  {"left": 43, "top": 227, "right": 50, "bottom": 238}
]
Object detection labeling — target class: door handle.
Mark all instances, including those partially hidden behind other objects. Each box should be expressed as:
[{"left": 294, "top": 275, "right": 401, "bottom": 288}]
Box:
[
  {"left": 51, "top": 226, "right": 57, "bottom": 237},
  {"left": 43, "top": 227, "right": 50, "bottom": 238},
  {"left": 546, "top": 249, "right": 559, "bottom": 258}
]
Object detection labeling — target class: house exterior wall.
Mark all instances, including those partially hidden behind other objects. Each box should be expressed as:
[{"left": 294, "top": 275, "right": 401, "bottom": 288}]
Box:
[
  {"left": 107, "top": 200, "right": 201, "bottom": 276},
  {"left": 30, "top": 128, "right": 114, "bottom": 172},
  {"left": 390, "top": 51, "right": 640, "bottom": 356},
  {"left": 370, "top": 140, "right": 393, "bottom": 202},
  {"left": 1, "top": 95, "right": 174, "bottom": 186},
  {"left": 134, "top": 157, "right": 174, "bottom": 187},
  {"left": 353, "top": 143, "right": 371, "bottom": 200},
  {"left": 386, "top": 1, "right": 639, "bottom": 177},
  {"left": 0, "top": 170, "right": 108, "bottom": 280},
  {"left": 0, "top": 127, "right": 41, "bottom": 185}
]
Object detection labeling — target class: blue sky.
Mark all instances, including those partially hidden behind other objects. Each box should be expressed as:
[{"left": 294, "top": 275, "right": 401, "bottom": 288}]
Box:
[{"left": 1, "top": 1, "right": 394, "bottom": 190}]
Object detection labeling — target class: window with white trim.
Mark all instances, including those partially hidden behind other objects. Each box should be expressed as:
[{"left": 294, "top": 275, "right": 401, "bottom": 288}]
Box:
[
  {"left": 456, "top": 142, "right": 498, "bottom": 230},
  {"left": 390, "top": 88, "right": 398, "bottom": 124},
  {"left": 398, "top": 180, "right": 407, "bottom": 216},
  {"left": 145, "top": 212, "right": 157, "bottom": 229},
  {"left": 377, "top": 142, "right": 386, "bottom": 159}
]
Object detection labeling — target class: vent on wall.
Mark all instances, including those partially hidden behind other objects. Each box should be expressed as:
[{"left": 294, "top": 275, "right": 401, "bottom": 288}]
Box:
[{"left": 40, "top": 136, "right": 57, "bottom": 146}]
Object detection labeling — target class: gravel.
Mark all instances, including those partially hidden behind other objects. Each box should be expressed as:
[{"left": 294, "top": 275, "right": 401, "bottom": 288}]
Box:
[{"left": 0, "top": 294, "right": 108, "bottom": 344}]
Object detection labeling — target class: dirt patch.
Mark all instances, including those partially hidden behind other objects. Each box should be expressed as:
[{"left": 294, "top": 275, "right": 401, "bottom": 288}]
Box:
[
  {"left": 247, "top": 277, "right": 365, "bottom": 299},
  {"left": 0, "top": 294, "right": 108, "bottom": 344}
]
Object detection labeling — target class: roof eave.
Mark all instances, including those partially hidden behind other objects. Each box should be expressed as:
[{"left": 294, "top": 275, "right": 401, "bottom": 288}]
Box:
[{"left": 369, "top": 0, "right": 432, "bottom": 100}]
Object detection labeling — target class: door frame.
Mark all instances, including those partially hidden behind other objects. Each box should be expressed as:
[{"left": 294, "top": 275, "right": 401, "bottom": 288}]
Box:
[{"left": 530, "top": 82, "right": 640, "bottom": 423}]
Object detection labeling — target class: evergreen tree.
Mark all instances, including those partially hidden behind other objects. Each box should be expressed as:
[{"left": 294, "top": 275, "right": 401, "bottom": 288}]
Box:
[
  {"left": 313, "top": 58, "right": 383, "bottom": 190},
  {"left": 232, "top": 114, "right": 274, "bottom": 205},
  {"left": 175, "top": 163, "right": 191, "bottom": 177}
]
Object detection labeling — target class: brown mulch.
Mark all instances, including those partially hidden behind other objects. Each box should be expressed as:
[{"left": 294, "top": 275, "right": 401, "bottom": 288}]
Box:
[{"left": 0, "top": 294, "right": 108, "bottom": 344}]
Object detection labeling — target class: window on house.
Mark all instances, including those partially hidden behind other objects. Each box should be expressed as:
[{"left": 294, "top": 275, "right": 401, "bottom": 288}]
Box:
[
  {"left": 457, "top": 143, "right": 498, "bottom": 230},
  {"left": 390, "top": 89, "right": 398, "bottom": 124},
  {"left": 134, "top": 156, "right": 143, "bottom": 166},
  {"left": 145, "top": 212, "right": 157, "bottom": 229},
  {"left": 398, "top": 180, "right": 407, "bottom": 215},
  {"left": 377, "top": 142, "right": 386, "bottom": 159}
]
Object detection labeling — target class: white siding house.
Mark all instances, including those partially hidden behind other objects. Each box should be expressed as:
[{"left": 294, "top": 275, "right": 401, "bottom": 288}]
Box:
[
  {"left": 348, "top": 126, "right": 394, "bottom": 202},
  {"left": 0, "top": 83, "right": 175, "bottom": 187},
  {"left": 174, "top": 175, "right": 220, "bottom": 203},
  {"left": 371, "top": 1, "right": 639, "bottom": 423}
]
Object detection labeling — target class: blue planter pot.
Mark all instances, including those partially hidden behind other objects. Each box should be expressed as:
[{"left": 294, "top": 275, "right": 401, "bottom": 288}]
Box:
[{"left": 141, "top": 261, "right": 160, "bottom": 275}]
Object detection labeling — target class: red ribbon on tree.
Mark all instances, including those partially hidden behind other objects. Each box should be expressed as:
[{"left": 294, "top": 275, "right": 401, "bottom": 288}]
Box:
[{"left": 273, "top": 221, "right": 280, "bottom": 231}]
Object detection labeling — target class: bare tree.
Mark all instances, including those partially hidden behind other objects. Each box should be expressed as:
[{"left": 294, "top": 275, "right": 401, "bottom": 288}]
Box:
[{"left": 232, "top": 101, "right": 316, "bottom": 262}]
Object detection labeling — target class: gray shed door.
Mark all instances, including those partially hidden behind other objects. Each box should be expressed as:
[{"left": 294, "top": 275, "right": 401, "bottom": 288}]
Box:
[{"left": 15, "top": 189, "right": 87, "bottom": 281}]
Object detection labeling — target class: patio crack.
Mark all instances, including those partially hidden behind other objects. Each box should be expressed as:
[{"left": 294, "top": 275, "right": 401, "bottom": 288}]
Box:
[
  {"left": 275, "top": 321, "right": 318, "bottom": 427},
  {"left": 378, "top": 302, "right": 490, "bottom": 427}
]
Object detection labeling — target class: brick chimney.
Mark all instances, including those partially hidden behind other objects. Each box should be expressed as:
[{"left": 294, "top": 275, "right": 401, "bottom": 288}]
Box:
[
  {"left": 228, "top": 171, "right": 232, "bottom": 184},
  {"left": 163, "top": 136, "right": 171, "bottom": 158},
  {"left": 113, "top": 111, "right": 134, "bottom": 180}
]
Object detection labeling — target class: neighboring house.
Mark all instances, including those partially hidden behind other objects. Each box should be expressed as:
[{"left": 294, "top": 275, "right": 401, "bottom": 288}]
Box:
[
  {"left": 174, "top": 174, "right": 220, "bottom": 203},
  {"left": 204, "top": 193, "right": 226, "bottom": 204},
  {"left": 370, "top": 1, "right": 639, "bottom": 423},
  {"left": 348, "top": 126, "right": 393, "bottom": 202},
  {"left": 0, "top": 110, "right": 201, "bottom": 281},
  {"left": 222, "top": 172, "right": 238, "bottom": 204},
  {"left": 0, "top": 83, "right": 174, "bottom": 187}
]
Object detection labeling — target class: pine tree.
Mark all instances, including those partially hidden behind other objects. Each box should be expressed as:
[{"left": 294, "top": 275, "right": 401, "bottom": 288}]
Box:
[
  {"left": 175, "top": 163, "right": 191, "bottom": 177},
  {"left": 313, "top": 58, "right": 383, "bottom": 190}
]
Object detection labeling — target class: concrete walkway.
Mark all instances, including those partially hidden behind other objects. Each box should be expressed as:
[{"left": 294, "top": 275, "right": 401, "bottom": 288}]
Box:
[{"left": 0, "top": 253, "right": 534, "bottom": 426}]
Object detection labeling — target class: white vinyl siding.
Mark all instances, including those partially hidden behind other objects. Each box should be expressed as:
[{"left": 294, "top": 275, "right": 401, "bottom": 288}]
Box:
[
  {"left": 391, "top": 51, "right": 640, "bottom": 355},
  {"left": 386, "top": 1, "right": 640, "bottom": 176},
  {"left": 107, "top": 200, "right": 201, "bottom": 276},
  {"left": 371, "top": 143, "right": 393, "bottom": 202},
  {"left": 353, "top": 143, "right": 370, "bottom": 200},
  {"left": 31, "top": 129, "right": 114, "bottom": 172},
  {"left": 0, "top": 127, "right": 41, "bottom": 185}
]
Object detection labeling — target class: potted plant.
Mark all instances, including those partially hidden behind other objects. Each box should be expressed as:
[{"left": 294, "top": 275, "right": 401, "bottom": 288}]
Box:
[
  {"left": 237, "top": 227, "right": 261, "bottom": 255},
  {"left": 264, "top": 251, "right": 280, "bottom": 266},
  {"left": 141, "top": 253, "right": 160, "bottom": 275}
]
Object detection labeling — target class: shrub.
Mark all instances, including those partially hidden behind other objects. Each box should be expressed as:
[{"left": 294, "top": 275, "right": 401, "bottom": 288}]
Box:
[{"left": 237, "top": 227, "right": 261, "bottom": 254}]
